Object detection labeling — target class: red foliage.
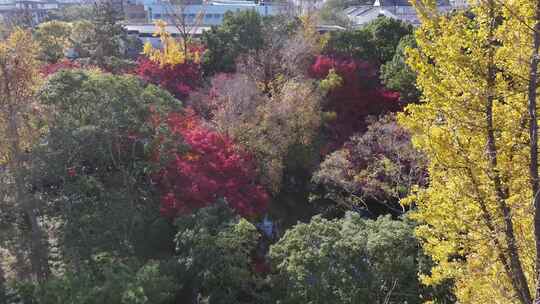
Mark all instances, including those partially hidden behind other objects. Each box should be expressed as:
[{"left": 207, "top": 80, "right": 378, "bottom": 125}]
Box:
[
  {"left": 67, "top": 167, "right": 77, "bottom": 177},
  {"left": 41, "top": 59, "right": 81, "bottom": 76},
  {"left": 252, "top": 256, "right": 270, "bottom": 274},
  {"left": 309, "top": 55, "right": 400, "bottom": 150},
  {"left": 135, "top": 57, "right": 202, "bottom": 100},
  {"left": 154, "top": 112, "right": 269, "bottom": 218}
]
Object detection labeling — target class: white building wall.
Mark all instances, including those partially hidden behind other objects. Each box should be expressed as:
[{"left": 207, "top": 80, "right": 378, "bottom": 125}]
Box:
[{"left": 146, "top": 2, "right": 283, "bottom": 26}]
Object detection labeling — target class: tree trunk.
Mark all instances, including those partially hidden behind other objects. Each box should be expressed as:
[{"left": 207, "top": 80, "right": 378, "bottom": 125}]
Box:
[
  {"left": 6, "top": 103, "right": 49, "bottom": 282},
  {"left": 484, "top": 1, "right": 532, "bottom": 303},
  {"left": 530, "top": 0, "right": 540, "bottom": 302},
  {"left": 0, "top": 262, "right": 6, "bottom": 304},
  {"left": 486, "top": 71, "right": 533, "bottom": 304},
  {"left": 468, "top": 169, "right": 516, "bottom": 287}
]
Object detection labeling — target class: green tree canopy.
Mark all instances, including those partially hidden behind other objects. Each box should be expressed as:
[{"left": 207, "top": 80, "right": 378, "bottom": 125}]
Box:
[
  {"left": 67, "top": 2, "right": 142, "bottom": 71},
  {"left": 34, "top": 21, "right": 72, "bottom": 63},
  {"left": 48, "top": 4, "right": 94, "bottom": 22},
  {"left": 19, "top": 256, "right": 177, "bottom": 304},
  {"left": 325, "top": 16, "right": 413, "bottom": 64},
  {"left": 34, "top": 70, "right": 180, "bottom": 264},
  {"left": 363, "top": 16, "right": 413, "bottom": 64},
  {"left": 380, "top": 34, "right": 420, "bottom": 103},
  {"left": 269, "top": 214, "right": 421, "bottom": 304},
  {"left": 201, "top": 10, "right": 265, "bottom": 75},
  {"left": 174, "top": 203, "right": 264, "bottom": 303}
]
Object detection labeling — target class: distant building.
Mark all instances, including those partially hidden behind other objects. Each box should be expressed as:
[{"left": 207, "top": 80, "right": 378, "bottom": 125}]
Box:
[
  {"left": 124, "top": 22, "right": 344, "bottom": 47},
  {"left": 124, "top": 23, "right": 209, "bottom": 48},
  {"left": 0, "top": 0, "right": 90, "bottom": 26},
  {"left": 123, "top": 0, "right": 344, "bottom": 46},
  {"left": 345, "top": 0, "right": 466, "bottom": 27},
  {"left": 451, "top": 0, "right": 467, "bottom": 7},
  {"left": 289, "top": 0, "right": 324, "bottom": 16},
  {"left": 124, "top": 0, "right": 147, "bottom": 22},
  {"left": 0, "top": 0, "right": 59, "bottom": 26},
  {"left": 140, "top": 0, "right": 286, "bottom": 26}
]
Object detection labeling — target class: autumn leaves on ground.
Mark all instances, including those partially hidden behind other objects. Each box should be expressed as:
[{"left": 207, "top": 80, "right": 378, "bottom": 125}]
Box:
[{"left": 3, "top": 0, "right": 540, "bottom": 303}]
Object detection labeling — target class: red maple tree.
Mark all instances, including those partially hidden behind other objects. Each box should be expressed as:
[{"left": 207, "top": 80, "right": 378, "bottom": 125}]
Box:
[
  {"left": 310, "top": 55, "right": 400, "bottom": 150},
  {"left": 154, "top": 111, "right": 269, "bottom": 218},
  {"left": 135, "top": 57, "right": 202, "bottom": 100},
  {"left": 41, "top": 59, "right": 82, "bottom": 76}
]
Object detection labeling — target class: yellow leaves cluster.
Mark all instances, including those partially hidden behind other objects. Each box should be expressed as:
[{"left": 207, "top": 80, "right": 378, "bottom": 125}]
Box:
[
  {"left": 399, "top": 1, "right": 540, "bottom": 302},
  {"left": 34, "top": 20, "right": 72, "bottom": 62},
  {"left": 319, "top": 68, "right": 343, "bottom": 92},
  {"left": 143, "top": 20, "right": 201, "bottom": 66},
  {"left": 0, "top": 29, "right": 43, "bottom": 165},
  {"left": 0, "top": 28, "right": 41, "bottom": 80},
  {"left": 299, "top": 14, "right": 329, "bottom": 53}
]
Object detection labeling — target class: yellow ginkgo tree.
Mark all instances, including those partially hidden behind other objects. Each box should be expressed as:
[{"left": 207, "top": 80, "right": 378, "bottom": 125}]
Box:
[
  {"left": 143, "top": 20, "right": 200, "bottom": 66},
  {"left": 399, "top": 0, "right": 540, "bottom": 303},
  {"left": 0, "top": 28, "right": 49, "bottom": 282}
]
